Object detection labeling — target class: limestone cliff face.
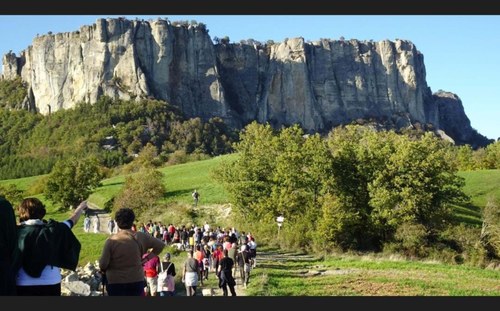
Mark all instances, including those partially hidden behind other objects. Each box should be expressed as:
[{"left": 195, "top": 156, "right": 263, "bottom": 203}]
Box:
[
  {"left": 216, "top": 37, "right": 437, "bottom": 132},
  {"left": 1, "top": 18, "right": 488, "bottom": 146},
  {"left": 2, "top": 18, "right": 231, "bottom": 123}
]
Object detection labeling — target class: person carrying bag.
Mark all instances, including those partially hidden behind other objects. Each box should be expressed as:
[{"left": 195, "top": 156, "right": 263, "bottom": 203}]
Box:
[{"left": 157, "top": 253, "right": 176, "bottom": 296}]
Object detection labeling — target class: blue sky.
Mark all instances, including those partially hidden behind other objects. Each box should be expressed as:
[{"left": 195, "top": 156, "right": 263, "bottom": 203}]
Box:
[{"left": 1, "top": 15, "right": 498, "bottom": 140}]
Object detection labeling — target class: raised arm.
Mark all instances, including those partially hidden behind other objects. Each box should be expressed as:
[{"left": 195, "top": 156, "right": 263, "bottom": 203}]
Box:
[{"left": 68, "top": 201, "right": 88, "bottom": 227}]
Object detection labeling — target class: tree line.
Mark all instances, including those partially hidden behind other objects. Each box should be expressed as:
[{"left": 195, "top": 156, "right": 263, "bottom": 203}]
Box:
[{"left": 212, "top": 122, "right": 499, "bottom": 266}]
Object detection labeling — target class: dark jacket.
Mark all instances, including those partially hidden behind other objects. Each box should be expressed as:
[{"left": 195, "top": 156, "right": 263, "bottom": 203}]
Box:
[
  {"left": 16, "top": 219, "right": 81, "bottom": 277},
  {"left": 0, "top": 198, "right": 19, "bottom": 295},
  {"left": 218, "top": 257, "right": 236, "bottom": 287}
]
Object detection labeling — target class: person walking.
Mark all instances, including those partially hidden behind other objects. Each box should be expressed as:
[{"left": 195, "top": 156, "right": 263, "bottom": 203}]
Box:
[
  {"left": 236, "top": 244, "right": 251, "bottom": 288},
  {"left": 93, "top": 215, "right": 100, "bottom": 233},
  {"left": 142, "top": 249, "right": 160, "bottom": 296},
  {"left": 192, "top": 190, "right": 200, "bottom": 207},
  {"left": 83, "top": 215, "right": 91, "bottom": 233},
  {"left": 107, "top": 219, "right": 115, "bottom": 234},
  {"left": 217, "top": 249, "right": 236, "bottom": 296},
  {"left": 182, "top": 250, "right": 199, "bottom": 296},
  {"left": 157, "top": 253, "right": 176, "bottom": 296}
]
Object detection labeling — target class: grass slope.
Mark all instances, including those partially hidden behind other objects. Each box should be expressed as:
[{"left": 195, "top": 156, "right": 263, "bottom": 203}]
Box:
[
  {"left": 453, "top": 169, "right": 500, "bottom": 226},
  {"left": 88, "top": 153, "right": 237, "bottom": 209},
  {"left": 248, "top": 247, "right": 500, "bottom": 296}
]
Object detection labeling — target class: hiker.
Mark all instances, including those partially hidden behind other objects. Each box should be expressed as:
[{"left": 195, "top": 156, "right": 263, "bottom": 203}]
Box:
[
  {"left": 236, "top": 244, "right": 251, "bottom": 288},
  {"left": 202, "top": 244, "right": 211, "bottom": 280},
  {"left": 143, "top": 249, "right": 160, "bottom": 296},
  {"left": 228, "top": 242, "right": 238, "bottom": 277},
  {"left": 0, "top": 197, "right": 19, "bottom": 296},
  {"left": 212, "top": 244, "right": 224, "bottom": 276},
  {"left": 107, "top": 219, "right": 115, "bottom": 234},
  {"left": 192, "top": 189, "right": 199, "bottom": 207},
  {"left": 157, "top": 253, "right": 176, "bottom": 296},
  {"left": 193, "top": 244, "right": 205, "bottom": 286},
  {"left": 217, "top": 249, "right": 237, "bottom": 296},
  {"left": 15, "top": 198, "right": 86, "bottom": 295},
  {"left": 83, "top": 215, "right": 91, "bottom": 233},
  {"left": 248, "top": 237, "right": 257, "bottom": 268},
  {"left": 113, "top": 220, "right": 118, "bottom": 234},
  {"left": 93, "top": 215, "right": 99, "bottom": 233},
  {"left": 182, "top": 250, "right": 199, "bottom": 296},
  {"left": 98, "top": 208, "right": 165, "bottom": 296}
]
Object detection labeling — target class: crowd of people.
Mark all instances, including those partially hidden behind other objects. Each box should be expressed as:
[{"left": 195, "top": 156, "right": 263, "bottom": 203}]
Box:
[
  {"left": 0, "top": 195, "right": 257, "bottom": 297},
  {"left": 135, "top": 219, "right": 258, "bottom": 296}
]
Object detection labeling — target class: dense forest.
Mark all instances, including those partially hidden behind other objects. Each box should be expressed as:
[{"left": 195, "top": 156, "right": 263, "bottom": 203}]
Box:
[{"left": 0, "top": 78, "right": 238, "bottom": 180}]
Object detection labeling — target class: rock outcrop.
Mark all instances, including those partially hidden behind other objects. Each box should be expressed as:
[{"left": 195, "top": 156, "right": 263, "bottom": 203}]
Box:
[
  {"left": 434, "top": 91, "right": 491, "bottom": 148},
  {"left": 1, "top": 18, "right": 491, "bottom": 146},
  {"left": 60, "top": 261, "right": 104, "bottom": 296}
]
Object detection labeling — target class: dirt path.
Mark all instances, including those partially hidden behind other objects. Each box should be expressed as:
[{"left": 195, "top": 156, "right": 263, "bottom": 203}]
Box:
[
  {"left": 173, "top": 267, "right": 248, "bottom": 296},
  {"left": 85, "top": 203, "right": 112, "bottom": 234}
]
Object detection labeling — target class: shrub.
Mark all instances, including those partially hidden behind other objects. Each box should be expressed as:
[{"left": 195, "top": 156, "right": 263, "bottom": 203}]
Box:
[
  {"left": 25, "top": 175, "right": 49, "bottom": 196},
  {"left": 440, "top": 224, "right": 487, "bottom": 267},
  {"left": 480, "top": 197, "right": 500, "bottom": 259},
  {"left": 393, "top": 222, "right": 429, "bottom": 258}
]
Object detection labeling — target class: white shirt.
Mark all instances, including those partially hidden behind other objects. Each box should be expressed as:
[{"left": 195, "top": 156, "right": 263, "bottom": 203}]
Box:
[{"left": 16, "top": 219, "right": 72, "bottom": 286}]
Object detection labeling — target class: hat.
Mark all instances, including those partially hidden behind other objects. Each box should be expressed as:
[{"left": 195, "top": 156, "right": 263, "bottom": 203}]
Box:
[{"left": 164, "top": 253, "right": 171, "bottom": 259}]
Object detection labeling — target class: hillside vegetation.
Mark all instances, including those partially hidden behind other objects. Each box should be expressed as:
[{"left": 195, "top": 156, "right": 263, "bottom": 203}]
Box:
[
  {"left": 2, "top": 153, "right": 497, "bottom": 218},
  {"left": 2, "top": 153, "right": 499, "bottom": 260},
  {"left": 0, "top": 95, "right": 237, "bottom": 180}
]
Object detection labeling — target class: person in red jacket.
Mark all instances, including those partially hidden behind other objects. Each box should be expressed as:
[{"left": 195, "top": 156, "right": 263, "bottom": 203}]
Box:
[{"left": 143, "top": 249, "right": 160, "bottom": 296}]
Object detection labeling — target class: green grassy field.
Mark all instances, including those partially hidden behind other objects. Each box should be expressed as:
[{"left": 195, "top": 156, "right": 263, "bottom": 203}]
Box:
[
  {"left": 245, "top": 247, "right": 500, "bottom": 296},
  {"left": 452, "top": 169, "right": 500, "bottom": 225},
  {"left": 87, "top": 153, "right": 236, "bottom": 209},
  {"left": 459, "top": 169, "right": 500, "bottom": 207}
]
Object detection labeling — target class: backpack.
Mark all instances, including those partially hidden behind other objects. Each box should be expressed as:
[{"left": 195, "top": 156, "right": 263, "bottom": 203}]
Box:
[{"left": 158, "top": 262, "right": 175, "bottom": 291}]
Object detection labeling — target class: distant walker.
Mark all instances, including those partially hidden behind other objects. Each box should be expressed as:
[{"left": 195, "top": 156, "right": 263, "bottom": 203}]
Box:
[{"left": 192, "top": 190, "right": 200, "bottom": 207}]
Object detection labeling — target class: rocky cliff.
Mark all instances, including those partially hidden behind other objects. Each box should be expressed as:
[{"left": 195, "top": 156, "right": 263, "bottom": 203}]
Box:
[{"left": 1, "top": 18, "right": 490, "bottom": 146}]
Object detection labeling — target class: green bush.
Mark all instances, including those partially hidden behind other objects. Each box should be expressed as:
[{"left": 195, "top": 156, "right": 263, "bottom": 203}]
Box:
[
  {"left": 393, "top": 222, "right": 429, "bottom": 258},
  {"left": 440, "top": 224, "right": 487, "bottom": 267},
  {"left": 480, "top": 197, "right": 500, "bottom": 259}
]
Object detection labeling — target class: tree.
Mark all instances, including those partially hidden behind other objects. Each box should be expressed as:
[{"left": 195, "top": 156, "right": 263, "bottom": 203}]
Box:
[
  {"left": 123, "top": 142, "right": 161, "bottom": 174},
  {"left": 369, "top": 132, "right": 468, "bottom": 235},
  {"left": 113, "top": 168, "right": 166, "bottom": 213},
  {"left": 212, "top": 122, "right": 278, "bottom": 221},
  {"left": 45, "top": 157, "right": 104, "bottom": 209},
  {"left": 0, "top": 184, "right": 24, "bottom": 207},
  {"left": 483, "top": 141, "right": 500, "bottom": 169},
  {"left": 453, "top": 144, "right": 477, "bottom": 171}
]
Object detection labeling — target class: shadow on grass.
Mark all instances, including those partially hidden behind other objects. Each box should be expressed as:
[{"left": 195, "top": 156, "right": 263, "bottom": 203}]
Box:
[
  {"left": 165, "top": 189, "right": 193, "bottom": 199},
  {"left": 100, "top": 181, "right": 124, "bottom": 187},
  {"left": 452, "top": 203, "right": 482, "bottom": 226}
]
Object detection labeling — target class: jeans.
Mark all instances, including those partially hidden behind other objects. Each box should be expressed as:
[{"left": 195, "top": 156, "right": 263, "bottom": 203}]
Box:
[
  {"left": 106, "top": 280, "right": 145, "bottom": 296},
  {"left": 159, "top": 290, "right": 174, "bottom": 296}
]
